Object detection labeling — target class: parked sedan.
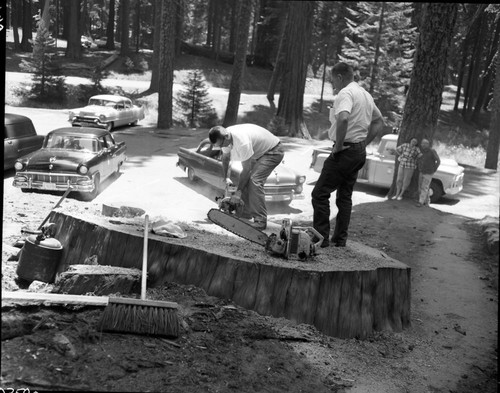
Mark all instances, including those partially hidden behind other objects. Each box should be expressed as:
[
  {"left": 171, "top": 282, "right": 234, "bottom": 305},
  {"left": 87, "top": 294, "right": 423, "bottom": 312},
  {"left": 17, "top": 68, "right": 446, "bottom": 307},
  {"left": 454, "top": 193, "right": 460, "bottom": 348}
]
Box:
[
  {"left": 177, "top": 139, "right": 306, "bottom": 204},
  {"left": 4, "top": 113, "right": 44, "bottom": 170},
  {"left": 69, "top": 94, "right": 145, "bottom": 131},
  {"left": 13, "top": 127, "right": 126, "bottom": 201}
]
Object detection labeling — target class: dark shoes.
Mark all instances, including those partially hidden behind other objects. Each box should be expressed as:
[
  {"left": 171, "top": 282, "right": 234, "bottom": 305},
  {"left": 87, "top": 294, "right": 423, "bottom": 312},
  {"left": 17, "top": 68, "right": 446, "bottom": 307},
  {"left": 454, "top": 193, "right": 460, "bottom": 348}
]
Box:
[
  {"left": 250, "top": 221, "right": 267, "bottom": 230},
  {"left": 318, "top": 237, "right": 346, "bottom": 248}
]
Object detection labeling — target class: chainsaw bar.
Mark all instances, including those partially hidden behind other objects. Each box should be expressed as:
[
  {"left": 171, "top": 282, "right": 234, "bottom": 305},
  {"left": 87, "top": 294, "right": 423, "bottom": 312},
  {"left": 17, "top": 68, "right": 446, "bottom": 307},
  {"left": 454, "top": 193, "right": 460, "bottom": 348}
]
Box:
[{"left": 207, "top": 209, "right": 269, "bottom": 247}]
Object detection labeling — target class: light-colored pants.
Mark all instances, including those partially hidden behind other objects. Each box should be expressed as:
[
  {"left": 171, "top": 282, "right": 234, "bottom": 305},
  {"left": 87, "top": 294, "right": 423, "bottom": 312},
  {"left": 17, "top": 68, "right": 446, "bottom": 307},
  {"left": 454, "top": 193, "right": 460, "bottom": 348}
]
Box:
[
  {"left": 396, "top": 165, "right": 415, "bottom": 194},
  {"left": 418, "top": 173, "right": 433, "bottom": 205},
  {"left": 241, "top": 147, "right": 284, "bottom": 223}
]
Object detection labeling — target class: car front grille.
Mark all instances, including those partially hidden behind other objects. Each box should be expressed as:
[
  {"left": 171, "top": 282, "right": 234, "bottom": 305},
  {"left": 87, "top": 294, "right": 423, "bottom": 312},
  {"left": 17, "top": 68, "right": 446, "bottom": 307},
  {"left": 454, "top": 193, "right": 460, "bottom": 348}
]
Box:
[
  {"left": 264, "top": 185, "right": 296, "bottom": 195},
  {"left": 32, "top": 173, "right": 73, "bottom": 184}
]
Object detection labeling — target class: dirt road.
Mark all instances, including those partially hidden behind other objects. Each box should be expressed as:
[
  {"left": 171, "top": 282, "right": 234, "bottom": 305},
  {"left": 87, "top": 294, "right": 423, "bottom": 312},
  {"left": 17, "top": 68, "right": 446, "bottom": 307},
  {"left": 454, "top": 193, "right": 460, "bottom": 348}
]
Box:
[{"left": 2, "top": 111, "right": 498, "bottom": 392}]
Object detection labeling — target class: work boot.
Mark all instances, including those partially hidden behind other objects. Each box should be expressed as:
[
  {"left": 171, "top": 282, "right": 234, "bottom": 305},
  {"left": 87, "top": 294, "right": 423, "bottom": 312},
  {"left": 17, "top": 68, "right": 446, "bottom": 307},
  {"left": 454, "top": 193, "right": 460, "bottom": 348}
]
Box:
[{"left": 251, "top": 220, "right": 267, "bottom": 230}]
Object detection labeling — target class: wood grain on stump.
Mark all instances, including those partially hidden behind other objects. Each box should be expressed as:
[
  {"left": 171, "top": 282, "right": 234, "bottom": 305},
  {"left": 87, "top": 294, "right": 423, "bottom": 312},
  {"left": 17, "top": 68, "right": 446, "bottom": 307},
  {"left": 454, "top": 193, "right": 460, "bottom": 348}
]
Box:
[{"left": 48, "top": 211, "right": 411, "bottom": 339}]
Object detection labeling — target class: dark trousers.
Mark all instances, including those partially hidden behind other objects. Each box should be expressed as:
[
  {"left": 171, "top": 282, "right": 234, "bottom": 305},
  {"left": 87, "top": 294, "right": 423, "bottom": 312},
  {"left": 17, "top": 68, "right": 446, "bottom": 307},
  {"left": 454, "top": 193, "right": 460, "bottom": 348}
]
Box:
[
  {"left": 311, "top": 143, "right": 366, "bottom": 244},
  {"left": 241, "top": 145, "right": 284, "bottom": 223}
]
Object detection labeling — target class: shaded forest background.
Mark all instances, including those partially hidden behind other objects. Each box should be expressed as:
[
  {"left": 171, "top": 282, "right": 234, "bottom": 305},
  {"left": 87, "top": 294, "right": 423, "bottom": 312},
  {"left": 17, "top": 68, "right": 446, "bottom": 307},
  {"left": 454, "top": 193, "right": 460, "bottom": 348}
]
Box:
[{"left": 4, "top": 0, "right": 500, "bottom": 169}]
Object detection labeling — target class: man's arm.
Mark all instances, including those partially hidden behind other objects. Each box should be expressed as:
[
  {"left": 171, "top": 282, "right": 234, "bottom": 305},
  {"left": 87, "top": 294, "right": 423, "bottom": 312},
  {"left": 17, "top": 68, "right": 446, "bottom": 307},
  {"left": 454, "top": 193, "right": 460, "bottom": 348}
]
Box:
[
  {"left": 237, "top": 158, "right": 254, "bottom": 194},
  {"left": 365, "top": 105, "right": 384, "bottom": 145},
  {"left": 221, "top": 152, "right": 231, "bottom": 182},
  {"left": 332, "top": 111, "right": 349, "bottom": 154}
]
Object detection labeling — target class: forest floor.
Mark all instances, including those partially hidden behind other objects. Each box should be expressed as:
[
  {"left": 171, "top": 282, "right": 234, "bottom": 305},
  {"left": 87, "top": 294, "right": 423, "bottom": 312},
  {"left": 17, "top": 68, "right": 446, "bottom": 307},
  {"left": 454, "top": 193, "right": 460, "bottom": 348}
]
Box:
[{"left": 1, "top": 192, "right": 498, "bottom": 393}]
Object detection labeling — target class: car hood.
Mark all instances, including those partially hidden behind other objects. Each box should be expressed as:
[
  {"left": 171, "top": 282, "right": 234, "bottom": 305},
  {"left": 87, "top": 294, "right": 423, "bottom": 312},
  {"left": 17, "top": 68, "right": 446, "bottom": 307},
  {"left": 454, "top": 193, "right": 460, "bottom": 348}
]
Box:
[
  {"left": 20, "top": 149, "right": 96, "bottom": 172},
  {"left": 437, "top": 159, "right": 465, "bottom": 176},
  {"left": 71, "top": 105, "right": 116, "bottom": 116}
]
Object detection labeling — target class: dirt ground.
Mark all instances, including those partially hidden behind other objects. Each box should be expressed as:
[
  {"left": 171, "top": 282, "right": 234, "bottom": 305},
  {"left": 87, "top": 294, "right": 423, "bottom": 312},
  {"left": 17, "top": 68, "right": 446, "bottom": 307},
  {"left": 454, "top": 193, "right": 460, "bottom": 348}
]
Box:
[{"left": 1, "top": 189, "right": 498, "bottom": 392}]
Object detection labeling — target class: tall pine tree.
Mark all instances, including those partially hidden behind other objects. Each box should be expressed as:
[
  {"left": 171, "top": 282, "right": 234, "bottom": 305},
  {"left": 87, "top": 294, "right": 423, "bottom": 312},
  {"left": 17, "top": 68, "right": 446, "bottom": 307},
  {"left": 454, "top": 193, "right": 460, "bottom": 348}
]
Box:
[{"left": 341, "top": 2, "right": 416, "bottom": 120}]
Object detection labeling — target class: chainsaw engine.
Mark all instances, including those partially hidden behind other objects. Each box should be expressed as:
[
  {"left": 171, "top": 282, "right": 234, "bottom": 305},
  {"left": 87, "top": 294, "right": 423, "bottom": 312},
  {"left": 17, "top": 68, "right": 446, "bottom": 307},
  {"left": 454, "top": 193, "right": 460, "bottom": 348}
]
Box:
[
  {"left": 265, "top": 219, "right": 323, "bottom": 260},
  {"left": 215, "top": 185, "right": 245, "bottom": 215}
]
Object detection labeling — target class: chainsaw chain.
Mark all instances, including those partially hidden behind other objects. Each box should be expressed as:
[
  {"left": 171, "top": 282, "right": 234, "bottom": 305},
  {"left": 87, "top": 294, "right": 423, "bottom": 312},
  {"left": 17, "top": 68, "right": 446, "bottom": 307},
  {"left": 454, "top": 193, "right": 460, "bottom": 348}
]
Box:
[{"left": 207, "top": 209, "right": 267, "bottom": 246}]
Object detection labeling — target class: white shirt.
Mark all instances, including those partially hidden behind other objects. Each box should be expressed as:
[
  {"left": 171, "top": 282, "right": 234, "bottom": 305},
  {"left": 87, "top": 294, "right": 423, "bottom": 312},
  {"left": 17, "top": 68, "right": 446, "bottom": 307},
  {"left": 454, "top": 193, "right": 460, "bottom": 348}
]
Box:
[
  {"left": 328, "top": 82, "right": 377, "bottom": 143},
  {"left": 226, "top": 124, "right": 280, "bottom": 161}
]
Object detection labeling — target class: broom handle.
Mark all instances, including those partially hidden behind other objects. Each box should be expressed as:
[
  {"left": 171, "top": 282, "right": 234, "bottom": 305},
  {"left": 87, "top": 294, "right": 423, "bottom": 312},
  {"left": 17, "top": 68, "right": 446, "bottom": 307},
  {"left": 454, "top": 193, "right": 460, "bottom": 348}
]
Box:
[{"left": 141, "top": 214, "right": 149, "bottom": 300}]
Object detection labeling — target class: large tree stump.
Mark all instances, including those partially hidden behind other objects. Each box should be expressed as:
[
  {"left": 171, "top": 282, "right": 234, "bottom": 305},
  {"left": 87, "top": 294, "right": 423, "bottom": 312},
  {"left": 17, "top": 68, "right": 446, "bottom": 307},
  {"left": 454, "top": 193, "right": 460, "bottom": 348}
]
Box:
[{"left": 47, "top": 211, "right": 411, "bottom": 339}]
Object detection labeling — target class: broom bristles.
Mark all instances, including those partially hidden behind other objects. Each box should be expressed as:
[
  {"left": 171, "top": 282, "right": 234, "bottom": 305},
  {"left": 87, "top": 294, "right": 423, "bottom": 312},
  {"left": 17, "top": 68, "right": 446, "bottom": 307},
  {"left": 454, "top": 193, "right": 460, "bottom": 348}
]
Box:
[{"left": 99, "top": 303, "right": 180, "bottom": 338}]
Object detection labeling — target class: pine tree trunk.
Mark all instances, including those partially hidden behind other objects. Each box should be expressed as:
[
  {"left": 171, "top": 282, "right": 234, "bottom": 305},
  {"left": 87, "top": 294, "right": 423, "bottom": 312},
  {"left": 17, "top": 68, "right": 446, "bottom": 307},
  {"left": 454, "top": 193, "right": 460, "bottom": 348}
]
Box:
[
  {"left": 388, "top": 3, "right": 458, "bottom": 199},
  {"left": 466, "top": 17, "right": 488, "bottom": 116},
  {"left": 105, "top": 0, "right": 116, "bottom": 50},
  {"left": 157, "top": 1, "right": 176, "bottom": 130},
  {"left": 20, "top": 0, "right": 33, "bottom": 52},
  {"left": 120, "top": 0, "right": 130, "bottom": 56},
  {"left": 229, "top": 0, "right": 238, "bottom": 53},
  {"left": 267, "top": 8, "right": 288, "bottom": 110},
  {"left": 115, "top": 0, "right": 121, "bottom": 42},
  {"left": 65, "top": 0, "right": 82, "bottom": 59},
  {"left": 276, "top": 1, "right": 314, "bottom": 138},
  {"left": 454, "top": 40, "right": 469, "bottom": 111},
  {"left": 249, "top": 0, "right": 260, "bottom": 57},
  {"left": 12, "top": 0, "right": 20, "bottom": 49},
  {"left": 149, "top": 0, "right": 161, "bottom": 92},
  {"left": 223, "top": 0, "right": 253, "bottom": 127},
  {"left": 206, "top": 0, "right": 214, "bottom": 47},
  {"left": 485, "top": 39, "right": 500, "bottom": 170},
  {"left": 472, "top": 15, "right": 500, "bottom": 121},
  {"left": 133, "top": 0, "right": 140, "bottom": 53},
  {"left": 175, "top": 0, "right": 184, "bottom": 57},
  {"left": 369, "top": 2, "right": 386, "bottom": 95}
]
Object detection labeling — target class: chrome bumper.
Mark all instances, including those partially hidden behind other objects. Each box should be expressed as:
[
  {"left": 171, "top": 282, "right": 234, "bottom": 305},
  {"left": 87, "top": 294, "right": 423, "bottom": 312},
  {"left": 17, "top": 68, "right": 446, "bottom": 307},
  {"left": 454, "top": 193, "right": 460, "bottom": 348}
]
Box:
[
  {"left": 13, "top": 173, "right": 95, "bottom": 192},
  {"left": 444, "top": 173, "right": 465, "bottom": 195}
]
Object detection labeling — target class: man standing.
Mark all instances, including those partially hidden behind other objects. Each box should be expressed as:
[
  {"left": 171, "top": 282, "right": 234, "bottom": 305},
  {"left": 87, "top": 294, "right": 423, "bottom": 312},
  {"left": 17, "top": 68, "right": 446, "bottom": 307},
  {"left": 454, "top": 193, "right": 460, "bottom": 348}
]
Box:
[
  {"left": 416, "top": 138, "right": 440, "bottom": 207},
  {"left": 312, "top": 62, "right": 384, "bottom": 247},
  {"left": 208, "top": 124, "right": 284, "bottom": 230}
]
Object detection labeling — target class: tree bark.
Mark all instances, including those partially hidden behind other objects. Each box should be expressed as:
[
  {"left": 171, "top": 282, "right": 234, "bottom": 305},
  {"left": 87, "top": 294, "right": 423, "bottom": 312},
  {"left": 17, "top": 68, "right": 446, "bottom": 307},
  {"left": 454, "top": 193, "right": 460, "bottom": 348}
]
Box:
[
  {"left": 223, "top": 0, "right": 253, "bottom": 127},
  {"left": 105, "top": 0, "right": 116, "bottom": 50},
  {"left": 388, "top": 3, "right": 458, "bottom": 199},
  {"left": 20, "top": 0, "right": 33, "bottom": 52},
  {"left": 157, "top": 1, "right": 176, "bottom": 130},
  {"left": 472, "top": 14, "right": 500, "bottom": 121},
  {"left": 149, "top": 0, "right": 161, "bottom": 92},
  {"left": 12, "top": 0, "right": 21, "bottom": 49},
  {"left": 206, "top": 0, "right": 214, "bottom": 47},
  {"left": 132, "top": 0, "right": 140, "bottom": 53},
  {"left": 65, "top": 0, "right": 82, "bottom": 59},
  {"left": 228, "top": 0, "right": 238, "bottom": 53},
  {"left": 276, "top": 1, "right": 314, "bottom": 138},
  {"left": 120, "top": 0, "right": 130, "bottom": 56},
  {"left": 485, "top": 39, "right": 500, "bottom": 169},
  {"left": 369, "top": 2, "right": 386, "bottom": 96},
  {"left": 175, "top": 0, "right": 184, "bottom": 57},
  {"left": 266, "top": 7, "right": 288, "bottom": 110}
]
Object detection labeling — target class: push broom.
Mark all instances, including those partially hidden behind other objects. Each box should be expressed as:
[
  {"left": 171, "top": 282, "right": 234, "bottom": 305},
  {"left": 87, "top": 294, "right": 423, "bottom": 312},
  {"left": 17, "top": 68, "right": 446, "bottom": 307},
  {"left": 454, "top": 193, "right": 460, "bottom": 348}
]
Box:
[{"left": 99, "top": 214, "right": 180, "bottom": 337}]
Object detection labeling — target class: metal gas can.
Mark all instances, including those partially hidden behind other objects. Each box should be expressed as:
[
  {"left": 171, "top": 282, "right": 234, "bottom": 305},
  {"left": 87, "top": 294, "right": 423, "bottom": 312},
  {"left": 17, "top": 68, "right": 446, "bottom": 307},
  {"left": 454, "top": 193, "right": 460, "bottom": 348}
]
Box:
[{"left": 16, "top": 235, "right": 63, "bottom": 284}]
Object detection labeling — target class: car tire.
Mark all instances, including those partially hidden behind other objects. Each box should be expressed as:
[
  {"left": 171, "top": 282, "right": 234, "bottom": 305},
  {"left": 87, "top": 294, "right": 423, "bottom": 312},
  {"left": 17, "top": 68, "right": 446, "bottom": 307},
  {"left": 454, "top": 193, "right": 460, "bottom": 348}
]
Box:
[
  {"left": 130, "top": 120, "right": 138, "bottom": 126},
  {"left": 429, "top": 180, "right": 444, "bottom": 203},
  {"left": 82, "top": 173, "right": 100, "bottom": 201},
  {"left": 187, "top": 167, "right": 197, "bottom": 182},
  {"left": 105, "top": 122, "right": 114, "bottom": 132}
]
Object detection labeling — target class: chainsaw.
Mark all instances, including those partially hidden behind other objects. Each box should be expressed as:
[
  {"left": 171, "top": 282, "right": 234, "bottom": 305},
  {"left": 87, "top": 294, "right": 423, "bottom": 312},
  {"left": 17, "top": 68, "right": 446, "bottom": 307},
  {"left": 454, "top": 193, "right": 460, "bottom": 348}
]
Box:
[
  {"left": 207, "top": 209, "right": 324, "bottom": 260},
  {"left": 215, "top": 185, "right": 245, "bottom": 215}
]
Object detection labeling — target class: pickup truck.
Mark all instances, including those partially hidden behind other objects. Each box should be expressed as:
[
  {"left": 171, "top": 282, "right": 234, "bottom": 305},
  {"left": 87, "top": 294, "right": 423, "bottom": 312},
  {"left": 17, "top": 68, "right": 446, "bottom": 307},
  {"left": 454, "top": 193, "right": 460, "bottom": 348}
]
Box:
[{"left": 310, "top": 134, "right": 465, "bottom": 203}]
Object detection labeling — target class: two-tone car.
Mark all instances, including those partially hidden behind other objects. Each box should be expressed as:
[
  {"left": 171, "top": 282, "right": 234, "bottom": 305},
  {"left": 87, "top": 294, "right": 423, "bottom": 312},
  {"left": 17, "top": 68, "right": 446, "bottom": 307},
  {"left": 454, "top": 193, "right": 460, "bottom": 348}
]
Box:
[
  {"left": 177, "top": 138, "right": 306, "bottom": 204},
  {"left": 310, "top": 133, "right": 464, "bottom": 203},
  {"left": 69, "top": 94, "right": 145, "bottom": 132},
  {"left": 4, "top": 113, "right": 44, "bottom": 170},
  {"left": 13, "top": 127, "right": 126, "bottom": 201}
]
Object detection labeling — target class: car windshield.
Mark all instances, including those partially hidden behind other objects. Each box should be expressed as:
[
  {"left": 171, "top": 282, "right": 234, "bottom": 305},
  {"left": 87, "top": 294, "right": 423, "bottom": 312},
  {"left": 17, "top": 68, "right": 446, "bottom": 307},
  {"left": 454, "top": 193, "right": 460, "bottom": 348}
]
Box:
[
  {"left": 88, "top": 98, "right": 115, "bottom": 107},
  {"left": 46, "top": 135, "right": 98, "bottom": 152}
]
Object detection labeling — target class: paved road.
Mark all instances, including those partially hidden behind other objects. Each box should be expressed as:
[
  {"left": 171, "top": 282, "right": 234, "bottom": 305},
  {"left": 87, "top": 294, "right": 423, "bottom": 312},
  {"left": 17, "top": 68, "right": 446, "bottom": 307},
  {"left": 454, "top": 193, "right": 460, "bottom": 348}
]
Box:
[{"left": 3, "top": 107, "right": 498, "bottom": 225}]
